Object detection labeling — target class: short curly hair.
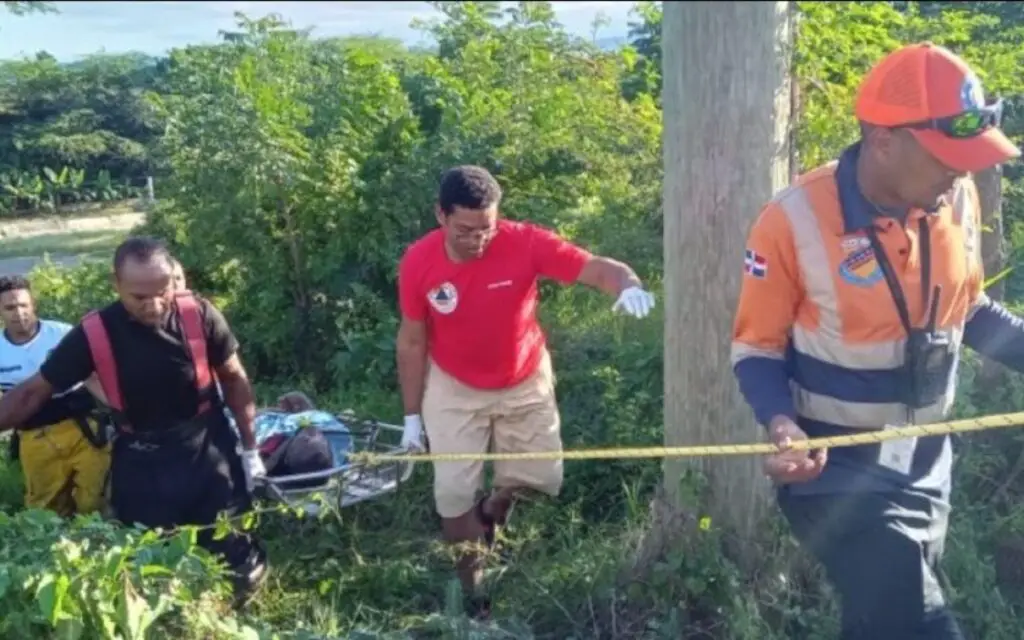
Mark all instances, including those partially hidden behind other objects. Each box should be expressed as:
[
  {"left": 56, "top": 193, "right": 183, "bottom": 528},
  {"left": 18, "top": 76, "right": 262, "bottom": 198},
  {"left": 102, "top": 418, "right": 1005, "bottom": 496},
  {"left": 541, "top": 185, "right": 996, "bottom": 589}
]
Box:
[
  {"left": 437, "top": 165, "right": 502, "bottom": 215},
  {"left": 0, "top": 275, "right": 30, "bottom": 296}
]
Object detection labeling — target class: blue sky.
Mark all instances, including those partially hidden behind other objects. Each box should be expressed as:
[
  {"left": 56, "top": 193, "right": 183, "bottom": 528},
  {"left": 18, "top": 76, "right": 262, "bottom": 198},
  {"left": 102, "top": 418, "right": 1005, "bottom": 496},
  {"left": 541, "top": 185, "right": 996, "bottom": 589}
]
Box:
[{"left": 1, "top": 1, "right": 638, "bottom": 61}]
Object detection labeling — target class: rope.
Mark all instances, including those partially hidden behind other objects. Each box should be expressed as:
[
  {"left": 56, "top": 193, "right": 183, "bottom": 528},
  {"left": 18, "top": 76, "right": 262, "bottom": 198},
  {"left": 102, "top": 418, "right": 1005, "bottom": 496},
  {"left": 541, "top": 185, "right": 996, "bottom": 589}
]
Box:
[{"left": 347, "top": 411, "right": 1024, "bottom": 465}]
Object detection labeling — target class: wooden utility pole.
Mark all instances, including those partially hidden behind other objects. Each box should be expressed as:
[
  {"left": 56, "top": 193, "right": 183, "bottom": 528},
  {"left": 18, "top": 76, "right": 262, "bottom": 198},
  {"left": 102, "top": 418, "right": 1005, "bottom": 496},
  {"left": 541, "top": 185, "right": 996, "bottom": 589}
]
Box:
[
  {"left": 976, "top": 166, "right": 1006, "bottom": 384},
  {"left": 976, "top": 166, "right": 1006, "bottom": 302},
  {"left": 660, "top": 0, "right": 794, "bottom": 566}
]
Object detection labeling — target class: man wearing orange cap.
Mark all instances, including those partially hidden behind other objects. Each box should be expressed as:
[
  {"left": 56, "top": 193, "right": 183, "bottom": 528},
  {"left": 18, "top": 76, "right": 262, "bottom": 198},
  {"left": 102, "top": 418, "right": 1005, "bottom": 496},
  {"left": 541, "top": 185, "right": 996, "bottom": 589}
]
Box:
[{"left": 731, "top": 43, "right": 1020, "bottom": 638}]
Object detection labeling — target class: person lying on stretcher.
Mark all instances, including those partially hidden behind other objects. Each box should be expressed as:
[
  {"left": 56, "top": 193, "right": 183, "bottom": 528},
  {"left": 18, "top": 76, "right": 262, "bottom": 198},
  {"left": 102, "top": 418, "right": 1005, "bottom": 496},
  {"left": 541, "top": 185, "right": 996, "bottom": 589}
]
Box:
[{"left": 251, "top": 391, "right": 355, "bottom": 492}]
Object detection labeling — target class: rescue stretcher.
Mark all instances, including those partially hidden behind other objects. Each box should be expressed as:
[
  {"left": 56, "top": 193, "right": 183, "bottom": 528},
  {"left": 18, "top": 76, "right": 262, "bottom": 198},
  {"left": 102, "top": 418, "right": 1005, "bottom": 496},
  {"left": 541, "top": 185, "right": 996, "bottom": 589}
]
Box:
[{"left": 250, "top": 409, "right": 416, "bottom": 516}]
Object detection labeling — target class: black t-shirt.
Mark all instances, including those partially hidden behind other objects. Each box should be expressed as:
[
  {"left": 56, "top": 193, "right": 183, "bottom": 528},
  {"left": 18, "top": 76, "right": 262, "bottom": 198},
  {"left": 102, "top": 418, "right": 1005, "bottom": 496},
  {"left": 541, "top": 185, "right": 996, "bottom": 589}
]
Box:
[{"left": 40, "top": 297, "right": 239, "bottom": 431}]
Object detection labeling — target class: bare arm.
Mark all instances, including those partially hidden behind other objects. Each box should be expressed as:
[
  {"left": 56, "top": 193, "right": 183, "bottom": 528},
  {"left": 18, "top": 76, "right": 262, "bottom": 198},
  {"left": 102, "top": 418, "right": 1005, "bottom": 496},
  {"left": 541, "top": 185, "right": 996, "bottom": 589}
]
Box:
[
  {"left": 396, "top": 317, "right": 428, "bottom": 416},
  {"left": 215, "top": 354, "right": 258, "bottom": 450},
  {"left": 0, "top": 374, "right": 55, "bottom": 433},
  {"left": 575, "top": 256, "right": 643, "bottom": 297}
]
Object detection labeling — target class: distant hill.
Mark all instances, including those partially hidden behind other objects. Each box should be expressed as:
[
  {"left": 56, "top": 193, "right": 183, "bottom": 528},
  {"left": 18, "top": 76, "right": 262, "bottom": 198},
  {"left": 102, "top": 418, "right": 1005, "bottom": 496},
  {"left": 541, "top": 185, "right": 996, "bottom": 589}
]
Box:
[
  {"left": 35, "top": 32, "right": 631, "bottom": 67},
  {"left": 595, "top": 35, "right": 628, "bottom": 51}
]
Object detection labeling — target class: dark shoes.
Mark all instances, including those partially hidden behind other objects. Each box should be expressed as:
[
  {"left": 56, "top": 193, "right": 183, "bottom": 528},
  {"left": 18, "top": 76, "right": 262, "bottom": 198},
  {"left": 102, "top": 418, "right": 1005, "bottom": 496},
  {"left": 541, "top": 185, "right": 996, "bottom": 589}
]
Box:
[
  {"left": 465, "top": 496, "right": 513, "bottom": 621},
  {"left": 475, "top": 496, "right": 513, "bottom": 557},
  {"left": 231, "top": 543, "right": 270, "bottom": 610},
  {"left": 476, "top": 497, "right": 498, "bottom": 548},
  {"left": 464, "top": 594, "right": 492, "bottom": 621}
]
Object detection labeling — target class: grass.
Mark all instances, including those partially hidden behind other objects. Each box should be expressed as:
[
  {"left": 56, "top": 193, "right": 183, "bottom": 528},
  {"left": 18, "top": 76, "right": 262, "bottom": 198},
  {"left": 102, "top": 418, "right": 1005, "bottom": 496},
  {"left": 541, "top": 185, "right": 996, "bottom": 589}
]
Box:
[
  {"left": 3, "top": 426, "right": 1024, "bottom": 639},
  {"left": 0, "top": 414, "right": 791, "bottom": 639},
  {"left": 3, "top": 366, "right": 1024, "bottom": 638},
  {"left": 0, "top": 228, "right": 128, "bottom": 261}
]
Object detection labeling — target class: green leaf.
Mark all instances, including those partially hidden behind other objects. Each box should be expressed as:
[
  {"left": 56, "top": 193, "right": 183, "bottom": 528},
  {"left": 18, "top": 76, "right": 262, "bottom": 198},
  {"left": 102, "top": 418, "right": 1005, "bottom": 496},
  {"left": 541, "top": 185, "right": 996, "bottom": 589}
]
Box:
[
  {"left": 0, "top": 565, "right": 10, "bottom": 599},
  {"left": 34, "top": 572, "right": 70, "bottom": 625}
]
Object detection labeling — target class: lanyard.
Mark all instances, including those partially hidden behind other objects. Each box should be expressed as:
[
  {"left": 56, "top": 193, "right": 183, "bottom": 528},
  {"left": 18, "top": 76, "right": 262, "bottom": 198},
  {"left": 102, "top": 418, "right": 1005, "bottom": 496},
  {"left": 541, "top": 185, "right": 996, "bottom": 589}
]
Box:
[{"left": 864, "top": 218, "right": 940, "bottom": 334}]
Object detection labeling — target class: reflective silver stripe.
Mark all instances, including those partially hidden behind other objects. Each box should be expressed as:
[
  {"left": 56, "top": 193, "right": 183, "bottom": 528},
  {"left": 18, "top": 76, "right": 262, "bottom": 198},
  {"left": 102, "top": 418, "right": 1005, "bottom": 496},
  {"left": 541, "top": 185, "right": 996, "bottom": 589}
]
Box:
[
  {"left": 730, "top": 341, "right": 784, "bottom": 366},
  {"left": 775, "top": 186, "right": 844, "bottom": 339},
  {"left": 951, "top": 180, "right": 968, "bottom": 225},
  {"left": 792, "top": 324, "right": 903, "bottom": 370},
  {"left": 792, "top": 324, "right": 963, "bottom": 371},
  {"left": 792, "top": 384, "right": 952, "bottom": 429},
  {"left": 791, "top": 326, "right": 962, "bottom": 428}
]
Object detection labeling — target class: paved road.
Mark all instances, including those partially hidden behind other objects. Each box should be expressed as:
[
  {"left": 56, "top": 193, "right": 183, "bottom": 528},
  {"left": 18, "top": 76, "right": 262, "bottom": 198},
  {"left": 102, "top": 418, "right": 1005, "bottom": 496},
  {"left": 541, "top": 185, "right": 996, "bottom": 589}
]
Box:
[{"left": 0, "top": 253, "right": 101, "bottom": 277}]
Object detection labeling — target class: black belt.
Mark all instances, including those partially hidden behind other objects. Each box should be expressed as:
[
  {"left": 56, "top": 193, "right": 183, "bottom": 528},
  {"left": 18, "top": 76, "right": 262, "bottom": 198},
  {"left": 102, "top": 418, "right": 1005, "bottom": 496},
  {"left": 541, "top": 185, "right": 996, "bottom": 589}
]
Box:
[
  {"left": 17, "top": 414, "right": 111, "bottom": 450},
  {"left": 73, "top": 415, "right": 111, "bottom": 449},
  {"left": 116, "top": 408, "right": 223, "bottom": 448}
]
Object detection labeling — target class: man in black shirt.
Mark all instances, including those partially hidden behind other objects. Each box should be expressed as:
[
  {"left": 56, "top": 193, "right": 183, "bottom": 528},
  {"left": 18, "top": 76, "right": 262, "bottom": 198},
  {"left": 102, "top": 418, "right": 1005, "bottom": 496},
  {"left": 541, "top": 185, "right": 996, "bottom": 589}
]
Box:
[{"left": 0, "top": 236, "right": 268, "bottom": 605}]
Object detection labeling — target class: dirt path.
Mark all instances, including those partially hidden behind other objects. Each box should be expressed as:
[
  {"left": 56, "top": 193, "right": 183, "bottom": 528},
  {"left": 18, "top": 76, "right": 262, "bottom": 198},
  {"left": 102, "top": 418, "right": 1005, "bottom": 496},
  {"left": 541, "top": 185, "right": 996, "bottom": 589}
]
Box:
[
  {"left": 0, "top": 254, "right": 99, "bottom": 277},
  {"left": 0, "top": 206, "right": 145, "bottom": 277},
  {"left": 0, "top": 211, "right": 144, "bottom": 240}
]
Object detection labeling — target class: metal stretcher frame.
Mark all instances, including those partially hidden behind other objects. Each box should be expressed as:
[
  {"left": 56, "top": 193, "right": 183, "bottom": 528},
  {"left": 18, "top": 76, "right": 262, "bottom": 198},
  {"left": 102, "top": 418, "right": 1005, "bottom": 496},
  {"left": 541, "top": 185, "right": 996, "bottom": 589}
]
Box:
[{"left": 251, "top": 411, "right": 416, "bottom": 515}]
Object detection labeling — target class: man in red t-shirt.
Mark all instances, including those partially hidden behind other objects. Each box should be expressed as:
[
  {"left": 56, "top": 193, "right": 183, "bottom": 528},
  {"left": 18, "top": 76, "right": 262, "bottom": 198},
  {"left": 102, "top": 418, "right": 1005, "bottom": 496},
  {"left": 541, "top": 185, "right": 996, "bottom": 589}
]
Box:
[{"left": 396, "top": 165, "right": 654, "bottom": 616}]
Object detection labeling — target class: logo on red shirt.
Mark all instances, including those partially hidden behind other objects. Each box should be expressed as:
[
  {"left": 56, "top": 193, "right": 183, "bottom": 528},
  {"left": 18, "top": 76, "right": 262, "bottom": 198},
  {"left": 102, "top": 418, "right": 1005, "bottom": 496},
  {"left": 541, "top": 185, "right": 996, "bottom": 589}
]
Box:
[{"left": 427, "top": 282, "right": 459, "bottom": 315}]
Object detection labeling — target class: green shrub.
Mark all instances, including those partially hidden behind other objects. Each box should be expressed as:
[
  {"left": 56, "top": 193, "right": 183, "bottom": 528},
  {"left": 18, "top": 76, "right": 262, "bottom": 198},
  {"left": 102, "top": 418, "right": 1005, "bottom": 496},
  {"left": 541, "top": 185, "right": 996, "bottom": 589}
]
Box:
[
  {"left": 0, "top": 448, "right": 265, "bottom": 639},
  {"left": 29, "top": 259, "right": 116, "bottom": 323}
]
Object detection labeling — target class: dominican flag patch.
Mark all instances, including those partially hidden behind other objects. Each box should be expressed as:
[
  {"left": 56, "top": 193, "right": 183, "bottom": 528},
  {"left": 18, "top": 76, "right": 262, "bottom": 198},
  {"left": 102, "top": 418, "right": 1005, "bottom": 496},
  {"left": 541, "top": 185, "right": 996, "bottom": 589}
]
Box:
[{"left": 744, "top": 249, "right": 767, "bottom": 278}]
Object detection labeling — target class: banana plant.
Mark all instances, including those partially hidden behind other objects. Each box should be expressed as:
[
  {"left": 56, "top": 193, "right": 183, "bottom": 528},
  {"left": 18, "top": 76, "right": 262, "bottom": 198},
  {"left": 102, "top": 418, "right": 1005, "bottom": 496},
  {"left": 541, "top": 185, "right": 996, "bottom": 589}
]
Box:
[
  {"left": 0, "top": 171, "right": 44, "bottom": 211},
  {"left": 92, "top": 169, "right": 119, "bottom": 202},
  {"left": 41, "top": 165, "right": 81, "bottom": 212}
]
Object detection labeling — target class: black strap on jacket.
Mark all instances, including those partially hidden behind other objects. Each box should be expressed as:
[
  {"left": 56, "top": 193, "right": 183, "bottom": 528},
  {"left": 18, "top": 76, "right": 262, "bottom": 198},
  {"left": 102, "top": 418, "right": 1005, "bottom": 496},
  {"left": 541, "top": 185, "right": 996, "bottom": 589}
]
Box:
[{"left": 864, "top": 218, "right": 940, "bottom": 335}]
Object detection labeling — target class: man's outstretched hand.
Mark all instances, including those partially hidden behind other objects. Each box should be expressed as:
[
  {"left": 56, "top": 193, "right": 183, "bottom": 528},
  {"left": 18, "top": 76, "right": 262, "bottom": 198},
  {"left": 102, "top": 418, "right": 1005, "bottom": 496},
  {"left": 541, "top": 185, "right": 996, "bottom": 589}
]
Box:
[
  {"left": 612, "top": 286, "right": 656, "bottom": 318},
  {"left": 763, "top": 416, "right": 827, "bottom": 484}
]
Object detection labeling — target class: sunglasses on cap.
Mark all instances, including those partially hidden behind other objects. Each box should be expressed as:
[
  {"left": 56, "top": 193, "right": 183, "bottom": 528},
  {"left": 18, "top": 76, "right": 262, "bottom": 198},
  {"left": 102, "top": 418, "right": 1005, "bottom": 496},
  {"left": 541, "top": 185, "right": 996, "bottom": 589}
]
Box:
[{"left": 902, "top": 98, "right": 1004, "bottom": 139}]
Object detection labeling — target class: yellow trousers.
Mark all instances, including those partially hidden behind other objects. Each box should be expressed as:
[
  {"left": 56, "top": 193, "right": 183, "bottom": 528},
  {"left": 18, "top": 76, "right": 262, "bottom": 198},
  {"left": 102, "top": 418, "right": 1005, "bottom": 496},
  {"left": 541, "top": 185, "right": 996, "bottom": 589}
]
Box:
[{"left": 19, "top": 419, "right": 111, "bottom": 517}]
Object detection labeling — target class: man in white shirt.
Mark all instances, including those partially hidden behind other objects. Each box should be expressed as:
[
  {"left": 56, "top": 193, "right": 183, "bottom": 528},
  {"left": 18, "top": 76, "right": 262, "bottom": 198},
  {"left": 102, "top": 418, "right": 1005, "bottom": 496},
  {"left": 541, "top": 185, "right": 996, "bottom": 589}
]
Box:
[{"left": 0, "top": 275, "right": 111, "bottom": 516}]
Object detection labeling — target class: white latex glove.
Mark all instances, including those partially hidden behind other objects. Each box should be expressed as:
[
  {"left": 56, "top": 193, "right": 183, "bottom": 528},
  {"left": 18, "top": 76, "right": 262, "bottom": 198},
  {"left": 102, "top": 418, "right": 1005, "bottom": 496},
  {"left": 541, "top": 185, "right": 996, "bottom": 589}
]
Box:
[
  {"left": 241, "top": 448, "right": 267, "bottom": 493},
  {"left": 612, "top": 286, "right": 655, "bottom": 318},
  {"left": 401, "top": 414, "right": 425, "bottom": 452}
]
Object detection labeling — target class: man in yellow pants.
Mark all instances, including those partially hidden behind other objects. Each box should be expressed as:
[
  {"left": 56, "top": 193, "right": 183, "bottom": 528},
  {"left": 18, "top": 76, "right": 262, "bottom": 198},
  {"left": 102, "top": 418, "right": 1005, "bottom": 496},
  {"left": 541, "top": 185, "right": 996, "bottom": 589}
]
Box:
[{"left": 0, "top": 275, "right": 111, "bottom": 516}]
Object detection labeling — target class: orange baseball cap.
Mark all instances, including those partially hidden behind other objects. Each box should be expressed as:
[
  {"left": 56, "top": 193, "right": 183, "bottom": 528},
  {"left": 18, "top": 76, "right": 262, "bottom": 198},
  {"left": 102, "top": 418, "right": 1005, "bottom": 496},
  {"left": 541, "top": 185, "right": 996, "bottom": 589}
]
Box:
[{"left": 855, "top": 42, "right": 1020, "bottom": 173}]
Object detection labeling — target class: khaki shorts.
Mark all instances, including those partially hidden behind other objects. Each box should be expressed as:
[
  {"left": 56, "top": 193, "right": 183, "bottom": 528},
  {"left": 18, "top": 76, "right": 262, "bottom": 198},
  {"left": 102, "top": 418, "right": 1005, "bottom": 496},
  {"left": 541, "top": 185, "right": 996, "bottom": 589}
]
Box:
[{"left": 423, "top": 351, "right": 563, "bottom": 518}]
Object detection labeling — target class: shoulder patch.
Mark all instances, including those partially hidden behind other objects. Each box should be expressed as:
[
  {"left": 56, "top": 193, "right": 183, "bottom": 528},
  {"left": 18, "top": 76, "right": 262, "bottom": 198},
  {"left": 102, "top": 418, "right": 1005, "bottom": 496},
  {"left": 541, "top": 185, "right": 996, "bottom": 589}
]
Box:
[{"left": 744, "top": 249, "right": 768, "bottom": 278}]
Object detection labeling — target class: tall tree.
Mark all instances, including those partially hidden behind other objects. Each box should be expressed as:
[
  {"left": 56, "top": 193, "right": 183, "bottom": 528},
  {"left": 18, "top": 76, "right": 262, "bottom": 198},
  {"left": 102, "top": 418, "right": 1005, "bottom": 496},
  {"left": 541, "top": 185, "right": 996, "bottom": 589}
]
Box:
[
  {"left": 622, "top": 2, "right": 662, "bottom": 101},
  {"left": 661, "top": 0, "right": 793, "bottom": 565}
]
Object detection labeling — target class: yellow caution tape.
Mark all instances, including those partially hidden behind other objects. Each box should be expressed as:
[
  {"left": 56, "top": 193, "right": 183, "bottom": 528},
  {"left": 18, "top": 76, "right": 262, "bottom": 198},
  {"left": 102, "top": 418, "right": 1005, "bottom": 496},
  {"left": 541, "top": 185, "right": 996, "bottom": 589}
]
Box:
[{"left": 348, "top": 411, "right": 1024, "bottom": 466}]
